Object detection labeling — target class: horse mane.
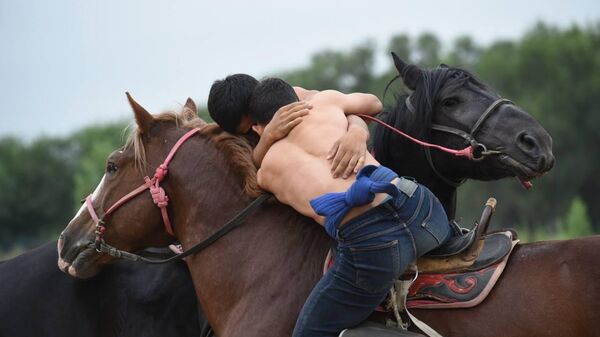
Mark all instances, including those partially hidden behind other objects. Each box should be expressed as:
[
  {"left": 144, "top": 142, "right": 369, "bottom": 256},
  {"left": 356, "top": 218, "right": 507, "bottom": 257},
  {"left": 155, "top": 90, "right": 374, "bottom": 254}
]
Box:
[
  {"left": 126, "top": 108, "right": 261, "bottom": 198},
  {"left": 373, "top": 65, "right": 486, "bottom": 165}
]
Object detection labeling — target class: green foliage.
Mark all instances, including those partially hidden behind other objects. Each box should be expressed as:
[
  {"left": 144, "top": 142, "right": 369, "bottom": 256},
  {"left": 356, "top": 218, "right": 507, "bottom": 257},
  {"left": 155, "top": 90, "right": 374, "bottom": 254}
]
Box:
[
  {"left": 0, "top": 136, "right": 76, "bottom": 249},
  {"left": 69, "top": 121, "right": 128, "bottom": 208},
  {"left": 562, "top": 197, "right": 593, "bottom": 237},
  {"left": 415, "top": 32, "right": 442, "bottom": 67},
  {"left": 280, "top": 40, "right": 376, "bottom": 93}
]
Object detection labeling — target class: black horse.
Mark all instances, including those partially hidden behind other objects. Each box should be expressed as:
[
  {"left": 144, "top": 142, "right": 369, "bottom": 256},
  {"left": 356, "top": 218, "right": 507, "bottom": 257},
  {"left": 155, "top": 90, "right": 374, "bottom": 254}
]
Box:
[
  {"left": 0, "top": 241, "right": 208, "bottom": 337},
  {"left": 373, "top": 54, "right": 554, "bottom": 219}
]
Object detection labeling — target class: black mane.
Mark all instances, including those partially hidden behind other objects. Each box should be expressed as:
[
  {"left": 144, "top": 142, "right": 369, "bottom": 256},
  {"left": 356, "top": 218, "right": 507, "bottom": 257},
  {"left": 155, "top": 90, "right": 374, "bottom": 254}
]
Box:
[{"left": 372, "top": 66, "right": 483, "bottom": 165}]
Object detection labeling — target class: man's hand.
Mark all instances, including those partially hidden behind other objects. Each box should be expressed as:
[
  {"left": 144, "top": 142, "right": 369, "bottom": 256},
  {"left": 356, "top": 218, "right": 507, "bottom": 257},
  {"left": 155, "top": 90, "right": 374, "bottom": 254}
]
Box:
[
  {"left": 328, "top": 123, "right": 369, "bottom": 179},
  {"left": 263, "top": 101, "right": 311, "bottom": 142}
]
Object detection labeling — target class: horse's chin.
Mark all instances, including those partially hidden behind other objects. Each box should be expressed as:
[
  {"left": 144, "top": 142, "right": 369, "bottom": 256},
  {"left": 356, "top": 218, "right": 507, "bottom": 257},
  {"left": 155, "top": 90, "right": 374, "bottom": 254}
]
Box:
[
  {"left": 58, "top": 246, "right": 104, "bottom": 279},
  {"left": 498, "top": 154, "right": 543, "bottom": 181}
]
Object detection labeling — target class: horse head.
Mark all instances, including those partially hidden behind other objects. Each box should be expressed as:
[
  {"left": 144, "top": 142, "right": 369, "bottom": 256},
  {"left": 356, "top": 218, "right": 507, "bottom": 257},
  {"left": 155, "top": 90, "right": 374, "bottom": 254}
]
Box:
[
  {"left": 57, "top": 93, "right": 215, "bottom": 278},
  {"left": 373, "top": 53, "right": 555, "bottom": 217}
]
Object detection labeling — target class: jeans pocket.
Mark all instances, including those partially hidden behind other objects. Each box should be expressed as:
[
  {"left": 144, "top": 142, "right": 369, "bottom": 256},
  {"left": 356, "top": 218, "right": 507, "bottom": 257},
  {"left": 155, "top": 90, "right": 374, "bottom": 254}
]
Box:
[
  {"left": 412, "top": 193, "right": 451, "bottom": 255},
  {"left": 350, "top": 240, "right": 400, "bottom": 294}
]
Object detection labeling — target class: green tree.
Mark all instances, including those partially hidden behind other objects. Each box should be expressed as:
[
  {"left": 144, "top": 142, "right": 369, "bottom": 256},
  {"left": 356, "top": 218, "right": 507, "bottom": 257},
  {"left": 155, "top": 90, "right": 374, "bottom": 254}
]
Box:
[
  {"left": 415, "top": 32, "right": 441, "bottom": 67},
  {"left": 562, "top": 197, "right": 593, "bottom": 237},
  {"left": 447, "top": 36, "right": 481, "bottom": 68},
  {"left": 0, "top": 137, "right": 76, "bottom": 248}
]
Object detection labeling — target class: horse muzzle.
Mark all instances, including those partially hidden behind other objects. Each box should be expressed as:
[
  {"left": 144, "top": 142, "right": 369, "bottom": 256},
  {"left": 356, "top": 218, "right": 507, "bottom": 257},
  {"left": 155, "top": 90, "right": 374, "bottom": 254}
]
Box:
[{"left": 57, "top": 232, "right": 102, "bottom": 279}]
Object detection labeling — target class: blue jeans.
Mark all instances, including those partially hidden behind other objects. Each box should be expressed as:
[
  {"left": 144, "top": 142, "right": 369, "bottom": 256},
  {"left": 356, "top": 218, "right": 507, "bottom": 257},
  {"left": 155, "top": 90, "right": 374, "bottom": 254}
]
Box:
[{"left": 292, "top": 184, "right": 451, "bottom": 337}]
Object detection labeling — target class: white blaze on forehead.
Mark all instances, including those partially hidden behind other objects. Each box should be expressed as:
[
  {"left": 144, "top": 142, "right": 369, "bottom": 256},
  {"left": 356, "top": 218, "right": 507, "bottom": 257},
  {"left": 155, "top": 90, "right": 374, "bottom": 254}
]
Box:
[{"left": 72, "top": 175, "right": 106, "bottom": 220}]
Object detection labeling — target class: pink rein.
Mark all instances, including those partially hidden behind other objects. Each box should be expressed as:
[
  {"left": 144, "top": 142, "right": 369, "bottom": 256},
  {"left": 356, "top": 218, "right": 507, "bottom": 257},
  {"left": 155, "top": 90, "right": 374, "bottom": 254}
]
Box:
[
  {"left": 358, "top": 114, "right": 475, "bottom": 160},
  {"left": 86, "top": 128, "right": 201, "bottom": 244}
]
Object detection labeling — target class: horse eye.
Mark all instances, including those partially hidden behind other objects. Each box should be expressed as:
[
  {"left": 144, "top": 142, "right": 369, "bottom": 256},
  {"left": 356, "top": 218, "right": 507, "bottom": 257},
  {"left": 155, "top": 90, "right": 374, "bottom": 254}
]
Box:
[
  {"left": 442, "top": 98, "right": 460, "bottom": 108},
  {"left": 106, "top": 162, "right": 118, "bottom": 174}
]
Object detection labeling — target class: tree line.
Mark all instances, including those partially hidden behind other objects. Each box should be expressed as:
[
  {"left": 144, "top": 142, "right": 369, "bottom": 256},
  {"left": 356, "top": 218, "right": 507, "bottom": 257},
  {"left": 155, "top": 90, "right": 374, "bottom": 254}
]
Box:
[{"left": 1, "top": 22, "right": 598, "bottom": 256}]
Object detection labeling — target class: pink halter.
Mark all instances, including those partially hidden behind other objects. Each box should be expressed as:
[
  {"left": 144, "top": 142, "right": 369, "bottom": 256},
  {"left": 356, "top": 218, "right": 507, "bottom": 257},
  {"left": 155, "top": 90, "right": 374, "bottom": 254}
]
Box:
[{"left": 85, "top": 128, "right": 200, "bottom": 246}]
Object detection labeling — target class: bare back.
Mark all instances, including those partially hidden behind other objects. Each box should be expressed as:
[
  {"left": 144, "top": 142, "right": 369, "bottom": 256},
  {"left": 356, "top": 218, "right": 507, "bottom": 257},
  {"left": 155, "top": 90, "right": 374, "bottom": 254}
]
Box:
[{"left": 257, "top": 90, "right": 384, "bottom": 225}]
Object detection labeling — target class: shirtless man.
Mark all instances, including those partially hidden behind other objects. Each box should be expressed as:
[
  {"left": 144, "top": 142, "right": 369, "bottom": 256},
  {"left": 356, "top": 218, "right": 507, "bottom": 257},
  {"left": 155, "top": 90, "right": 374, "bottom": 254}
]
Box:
[
  {"left": 249, "top": 78, "right": 452, "bottom": 337},
  {"left": 208, "top": 74, "right": 369, "bottom": 177}
]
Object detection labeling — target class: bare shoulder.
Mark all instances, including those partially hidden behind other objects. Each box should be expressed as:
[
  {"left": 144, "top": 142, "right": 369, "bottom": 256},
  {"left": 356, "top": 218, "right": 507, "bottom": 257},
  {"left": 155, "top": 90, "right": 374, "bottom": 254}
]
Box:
[
  {"left": 293, "top": 86, "right": 319, "bottom": 100},
  {"left": 309, "top": 90, "right": 344, "bottom": 104}
]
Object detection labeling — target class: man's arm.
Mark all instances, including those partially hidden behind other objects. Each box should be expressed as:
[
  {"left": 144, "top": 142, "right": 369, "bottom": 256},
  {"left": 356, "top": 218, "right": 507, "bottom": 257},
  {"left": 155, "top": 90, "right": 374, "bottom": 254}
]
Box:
[
  {"left": 252, "top": 101, "right": 311, "bottom": 167},
  {"left": 321, "top": 90, "right": 383, "bottom": 116}
]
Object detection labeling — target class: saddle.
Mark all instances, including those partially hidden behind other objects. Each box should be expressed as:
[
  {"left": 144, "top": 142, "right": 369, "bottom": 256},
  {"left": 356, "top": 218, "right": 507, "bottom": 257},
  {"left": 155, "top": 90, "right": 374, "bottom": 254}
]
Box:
[
  {"left": 401, "top": 198, "right": 519, "bottom": 311},
  {"left": 417, "top": 198, "right": 499, "bottom": 273}
]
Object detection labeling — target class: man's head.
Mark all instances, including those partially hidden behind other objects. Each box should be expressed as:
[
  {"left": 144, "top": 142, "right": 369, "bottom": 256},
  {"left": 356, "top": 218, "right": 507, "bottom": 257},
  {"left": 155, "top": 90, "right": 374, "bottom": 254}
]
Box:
[
  {"left": 249, "top": 78, "right": 299, "bottom": 134},
  {"left": 208, "top": 73, "right": 258, "bottom": 134}
]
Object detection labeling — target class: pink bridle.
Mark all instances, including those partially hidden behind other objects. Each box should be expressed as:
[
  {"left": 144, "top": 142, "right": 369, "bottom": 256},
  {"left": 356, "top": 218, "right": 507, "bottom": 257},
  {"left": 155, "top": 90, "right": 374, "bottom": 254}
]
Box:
[{"left": 85, "top": 128, "right": 200, "bottom": 249}]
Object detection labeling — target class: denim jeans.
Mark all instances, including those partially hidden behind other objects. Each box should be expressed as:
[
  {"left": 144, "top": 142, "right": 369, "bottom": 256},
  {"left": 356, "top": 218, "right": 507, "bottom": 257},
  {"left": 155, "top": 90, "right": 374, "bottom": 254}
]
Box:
[{"left": 292, "top": 184, "right": 451, "bottom": 337}]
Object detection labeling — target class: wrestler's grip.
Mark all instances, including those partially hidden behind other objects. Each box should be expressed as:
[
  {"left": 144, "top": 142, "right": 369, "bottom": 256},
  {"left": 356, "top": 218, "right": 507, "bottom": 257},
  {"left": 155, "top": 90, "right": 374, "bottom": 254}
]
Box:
[{"left": 328, "top": 125, "right": 368, "bottom": 179}]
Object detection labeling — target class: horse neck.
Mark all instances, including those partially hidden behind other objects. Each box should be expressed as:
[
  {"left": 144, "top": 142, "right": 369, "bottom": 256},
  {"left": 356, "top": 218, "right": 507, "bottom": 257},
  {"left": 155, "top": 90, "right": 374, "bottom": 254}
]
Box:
[
  {"left": 374, "top": 110, "right": 459, "bottom": 219},
  {"left": 186, "top": 204, "right": 330, "bottom": 337},
  {"left": 167, "top": 144, "right": 331, "bottom": 337}
]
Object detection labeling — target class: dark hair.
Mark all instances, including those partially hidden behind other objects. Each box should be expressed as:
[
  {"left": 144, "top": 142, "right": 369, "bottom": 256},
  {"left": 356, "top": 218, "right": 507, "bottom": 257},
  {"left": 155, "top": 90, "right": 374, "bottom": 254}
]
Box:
[
  {"left": 207, "top": 74, "right": 259, "bottom": 133},
  {"left": 249, "top": 78, "right": 298, "bottom": 125}
]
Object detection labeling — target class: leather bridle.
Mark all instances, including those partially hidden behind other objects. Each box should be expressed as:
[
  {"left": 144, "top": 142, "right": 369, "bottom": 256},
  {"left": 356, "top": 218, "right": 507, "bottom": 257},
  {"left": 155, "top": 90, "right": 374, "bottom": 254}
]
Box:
[
  {"left": 360, "top": 97, "right": 514, "bottom": 188},
  {"left": 408, "top": 96, "right": 513, "bottom": 187}
]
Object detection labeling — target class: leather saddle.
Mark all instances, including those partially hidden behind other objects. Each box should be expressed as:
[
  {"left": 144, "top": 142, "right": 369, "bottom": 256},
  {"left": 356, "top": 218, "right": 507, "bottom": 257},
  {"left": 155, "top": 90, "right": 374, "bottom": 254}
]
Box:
[{"left": 415, "top": 198, "right": 505, "bottom": 274}]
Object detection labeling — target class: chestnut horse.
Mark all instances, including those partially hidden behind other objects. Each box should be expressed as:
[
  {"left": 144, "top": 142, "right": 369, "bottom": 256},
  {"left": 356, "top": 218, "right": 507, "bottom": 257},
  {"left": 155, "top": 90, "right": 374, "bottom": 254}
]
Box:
[{"left": 59, "top": 69, "right": 598, "bottom": 336}]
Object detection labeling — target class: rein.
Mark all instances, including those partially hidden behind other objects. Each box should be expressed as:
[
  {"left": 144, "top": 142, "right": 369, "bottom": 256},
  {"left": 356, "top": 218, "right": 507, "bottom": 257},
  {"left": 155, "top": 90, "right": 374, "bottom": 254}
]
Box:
[
  {"left": 84, "top": 127, "right": 271, "bottom": 264},
  {"left": 91, "top": 193, "right": 271, "bottom": 263}
]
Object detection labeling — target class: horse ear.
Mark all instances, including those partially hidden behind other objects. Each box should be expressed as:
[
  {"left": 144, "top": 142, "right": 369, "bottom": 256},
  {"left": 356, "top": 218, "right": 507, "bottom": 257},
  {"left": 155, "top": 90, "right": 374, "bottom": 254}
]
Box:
[
  {"left": 391, "top": 52, "right": 422, "bottom": 91},
  {"left": 183, "top": 97, "right": 197, "bottom": 121},
  {"left": 126, "top": 92, "right": 154, "bottom": 134}
]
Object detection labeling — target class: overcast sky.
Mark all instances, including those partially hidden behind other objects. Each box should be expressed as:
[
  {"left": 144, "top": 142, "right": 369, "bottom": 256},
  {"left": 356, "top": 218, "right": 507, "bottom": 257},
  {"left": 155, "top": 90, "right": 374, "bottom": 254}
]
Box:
[{"left": 1, "top": 0, "right": 598, "bottom": 139}]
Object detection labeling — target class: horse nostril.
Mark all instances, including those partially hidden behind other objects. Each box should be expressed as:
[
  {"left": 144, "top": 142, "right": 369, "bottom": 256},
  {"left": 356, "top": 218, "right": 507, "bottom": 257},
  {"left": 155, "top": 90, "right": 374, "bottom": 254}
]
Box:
[
  {"left": 544, "top": 153, "right": 556, "bottom": 171},
  {"left": 516, "top": 131, "right": 538, "bottom": 153}
]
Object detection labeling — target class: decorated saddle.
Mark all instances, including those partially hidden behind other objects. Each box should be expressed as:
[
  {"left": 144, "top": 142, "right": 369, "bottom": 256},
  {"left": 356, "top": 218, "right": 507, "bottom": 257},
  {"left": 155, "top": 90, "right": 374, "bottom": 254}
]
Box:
[
  {"left": 406, "top": 229, "right": 518, "bottom": 309},
  {"left": 324, "top": 198, "right": 519, "bottom": 311}
]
